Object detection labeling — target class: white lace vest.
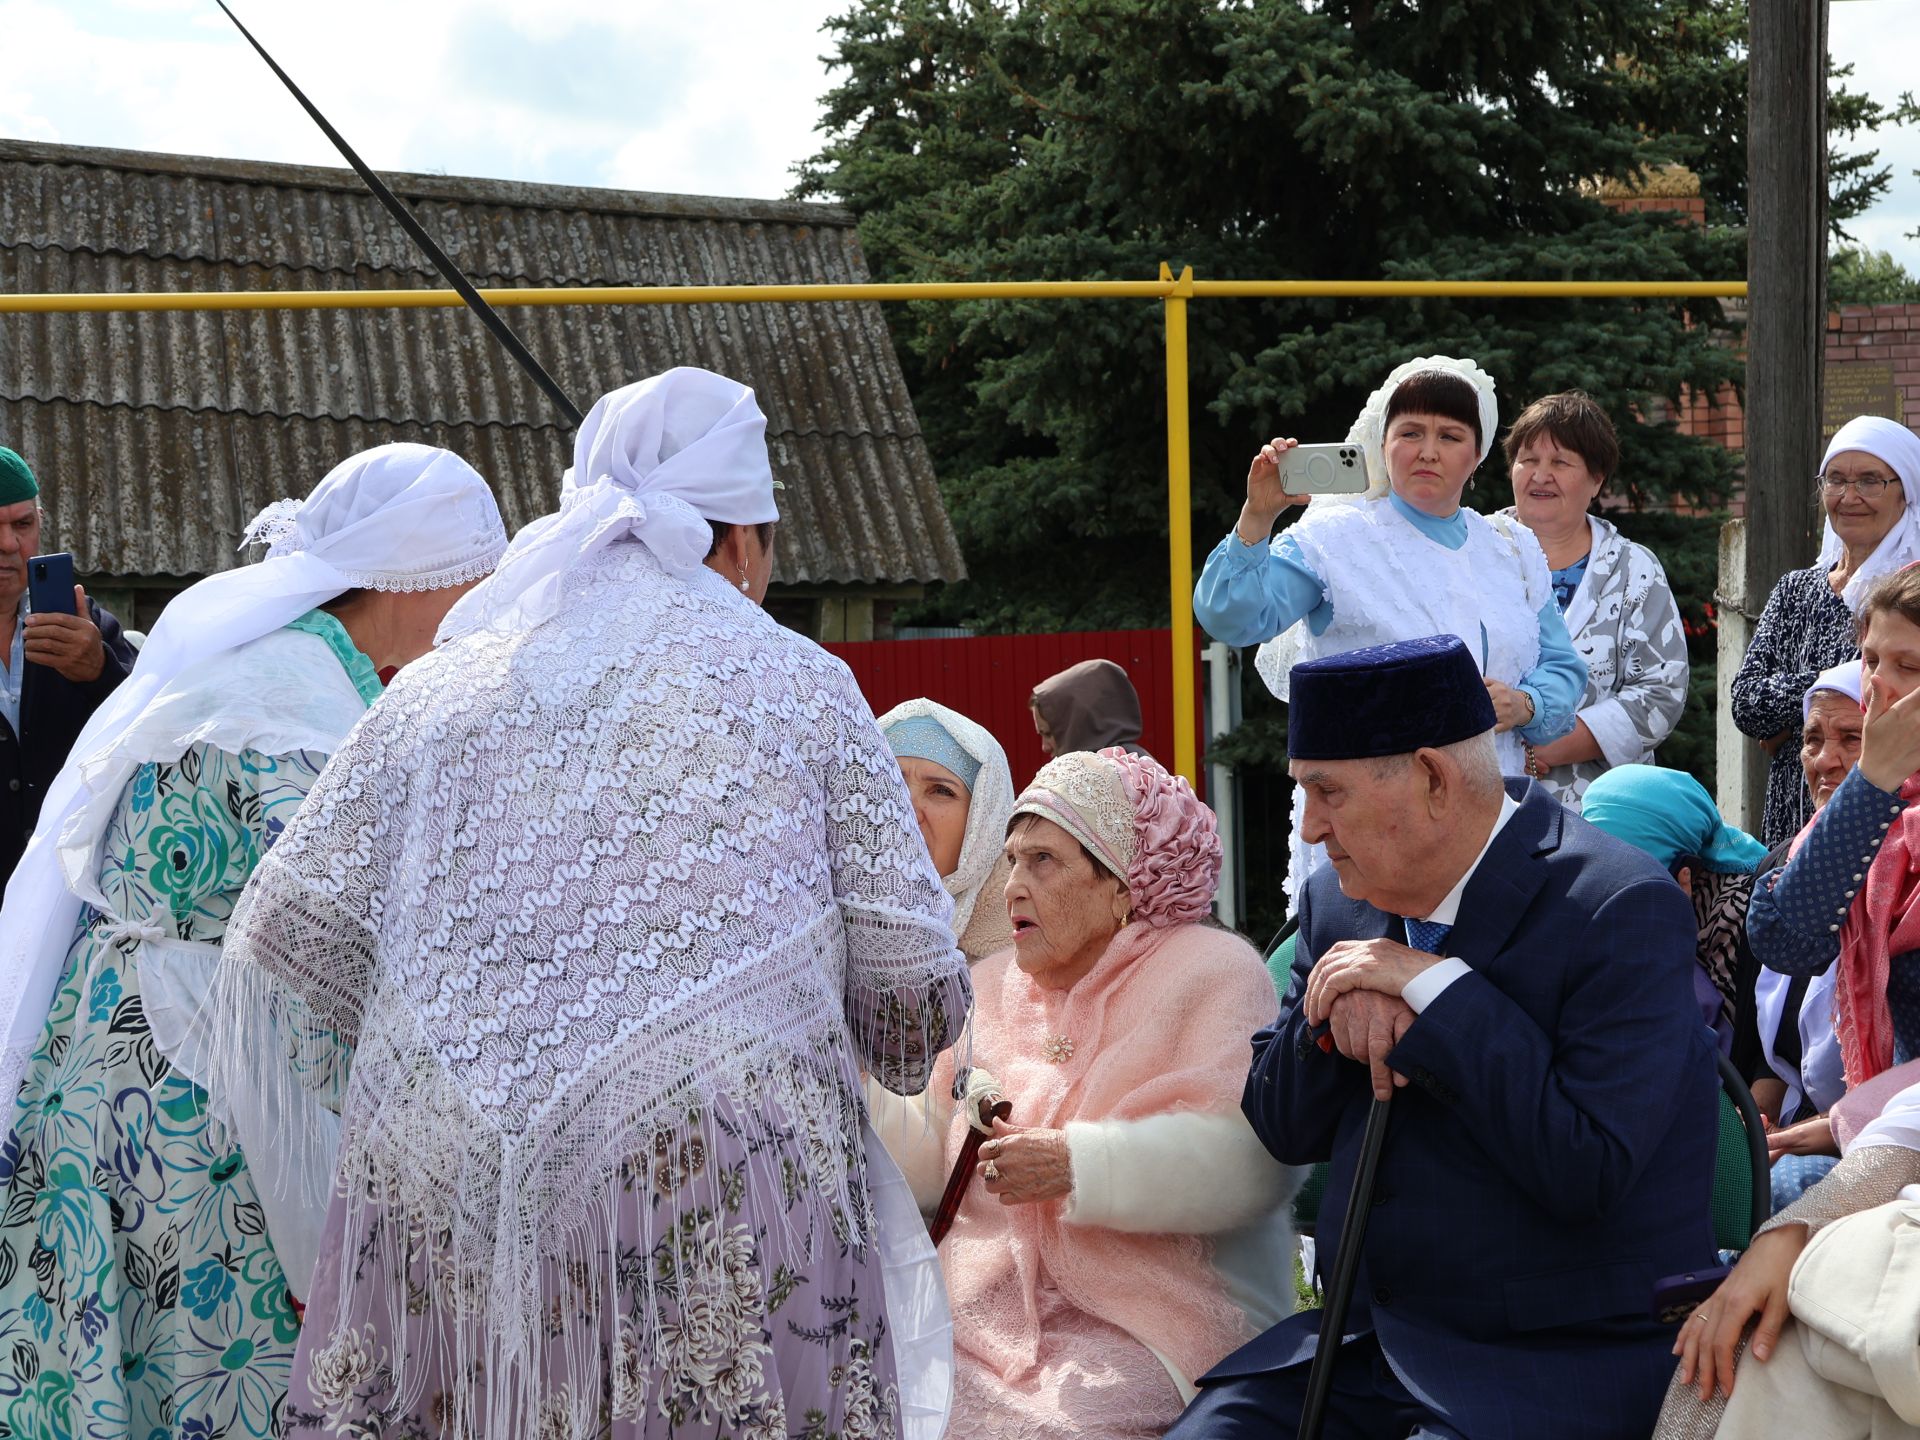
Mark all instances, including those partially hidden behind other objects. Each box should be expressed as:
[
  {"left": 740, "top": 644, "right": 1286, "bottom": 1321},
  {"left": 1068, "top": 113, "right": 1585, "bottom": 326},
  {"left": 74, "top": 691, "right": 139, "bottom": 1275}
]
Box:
[{"left": 1261, "top": 495, "right": 1551, "bottom": 901}]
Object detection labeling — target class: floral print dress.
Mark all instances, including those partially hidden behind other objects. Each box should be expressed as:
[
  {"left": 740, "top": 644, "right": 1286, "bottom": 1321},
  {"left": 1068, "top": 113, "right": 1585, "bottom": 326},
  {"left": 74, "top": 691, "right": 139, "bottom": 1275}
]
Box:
[
  {"left": 1730, "top": 563, "right": 1859, "bottom": 846},
  {"left": 0, "top": 612, "right": 379, "bottom": 1440},
  {"left": 284, "top": 1063, "right": 908, "bottom": 1440}
]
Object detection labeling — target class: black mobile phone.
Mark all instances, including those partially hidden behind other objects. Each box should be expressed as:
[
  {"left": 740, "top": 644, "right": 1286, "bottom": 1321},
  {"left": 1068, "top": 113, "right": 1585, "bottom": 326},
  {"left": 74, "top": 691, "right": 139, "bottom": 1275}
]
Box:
[
  {"left": 1651, "top": 1263, "right": 1732, "bottom": 1324},
  {"left": 26, "top": 553, "right": 76, "bottom": 616}
]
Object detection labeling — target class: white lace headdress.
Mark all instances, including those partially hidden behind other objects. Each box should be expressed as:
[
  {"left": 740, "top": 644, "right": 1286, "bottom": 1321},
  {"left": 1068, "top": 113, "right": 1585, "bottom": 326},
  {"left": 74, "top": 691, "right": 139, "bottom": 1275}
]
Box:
[
  {"left": 0, "top": 443, "right": 506, "bottom": 1107},
  {"left": 1816, "top": 414, "right": 1920, "bottom": 613},
  {"left": 1011, "top": 750, "right": 1139, "bottom": 878},
  {"left": 1316, "top": 353, "right": 1500, "bottom": 504},
  {"left": 1255, "top": 354, "right": 1500, "bottom": 696},
  {"left": 877, "top": 698, "right": 1016, "bottom": 952},
  {"left": 439, "top": 366, "right": 779, "bottom": 641}
]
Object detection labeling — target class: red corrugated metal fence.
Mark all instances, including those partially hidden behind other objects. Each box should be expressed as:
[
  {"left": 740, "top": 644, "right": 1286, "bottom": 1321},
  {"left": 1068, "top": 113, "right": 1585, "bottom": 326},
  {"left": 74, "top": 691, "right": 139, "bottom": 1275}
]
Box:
[{"left": 824, "top": 629, "right": 1205, "bottom": 792}]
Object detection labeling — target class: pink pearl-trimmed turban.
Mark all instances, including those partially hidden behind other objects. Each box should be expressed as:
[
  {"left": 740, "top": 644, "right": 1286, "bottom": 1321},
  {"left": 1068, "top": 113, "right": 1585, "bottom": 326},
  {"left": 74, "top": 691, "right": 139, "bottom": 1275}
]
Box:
[{"left": 1010, "top": 747, "right": 1221, "bottom": 927}]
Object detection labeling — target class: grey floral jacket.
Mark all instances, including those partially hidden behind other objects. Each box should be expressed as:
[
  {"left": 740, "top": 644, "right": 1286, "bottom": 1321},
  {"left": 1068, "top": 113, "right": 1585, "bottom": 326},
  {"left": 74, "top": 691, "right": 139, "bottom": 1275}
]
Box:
[{"left": 1505, "top": 511, "right": 1691, "bottom": 810}]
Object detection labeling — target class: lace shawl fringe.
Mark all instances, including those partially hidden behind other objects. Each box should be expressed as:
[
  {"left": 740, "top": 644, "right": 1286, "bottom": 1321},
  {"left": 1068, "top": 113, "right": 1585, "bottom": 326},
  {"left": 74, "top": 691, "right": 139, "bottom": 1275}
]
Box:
[{"left": 208, "top": 869, "right": 963, "bottom": 1440}]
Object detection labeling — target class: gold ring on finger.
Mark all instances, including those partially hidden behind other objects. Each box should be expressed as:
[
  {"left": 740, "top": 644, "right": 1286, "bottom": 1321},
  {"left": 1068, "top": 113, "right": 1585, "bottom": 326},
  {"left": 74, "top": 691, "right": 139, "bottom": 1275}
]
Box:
[{"left": 983, "top": 1161, "right": 1001, "bottom": 1182}]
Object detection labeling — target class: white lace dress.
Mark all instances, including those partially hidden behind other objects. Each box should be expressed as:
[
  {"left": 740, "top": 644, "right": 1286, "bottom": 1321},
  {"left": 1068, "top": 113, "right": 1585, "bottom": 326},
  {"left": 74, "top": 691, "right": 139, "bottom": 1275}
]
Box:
[{"left": 210, "top": 543, "right": 972, "bottom": 1440}]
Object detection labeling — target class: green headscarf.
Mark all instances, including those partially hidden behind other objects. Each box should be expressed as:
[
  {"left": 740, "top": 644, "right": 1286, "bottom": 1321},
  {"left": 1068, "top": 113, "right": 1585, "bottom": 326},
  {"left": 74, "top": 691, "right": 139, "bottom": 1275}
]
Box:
[
  {"left": 1581, "top": 764, "right": 1769, "bottom": 875},
  {"left": 0, "top": 448, "right": 37, "bottom": 507}
]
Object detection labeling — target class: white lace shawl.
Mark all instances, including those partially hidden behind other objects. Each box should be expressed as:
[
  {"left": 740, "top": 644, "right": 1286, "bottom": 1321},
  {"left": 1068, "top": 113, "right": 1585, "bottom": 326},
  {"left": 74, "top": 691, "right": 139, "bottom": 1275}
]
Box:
[{"left": 208, "top": 541, "right": 970, "bottom": 1439}]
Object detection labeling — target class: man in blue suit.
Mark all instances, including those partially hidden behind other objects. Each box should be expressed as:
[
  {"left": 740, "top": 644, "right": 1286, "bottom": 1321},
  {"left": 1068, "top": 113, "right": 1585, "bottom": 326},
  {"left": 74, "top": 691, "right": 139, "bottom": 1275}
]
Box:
[{"left": 1168, "top": 636, "right": 1716, "bottom": 1440}]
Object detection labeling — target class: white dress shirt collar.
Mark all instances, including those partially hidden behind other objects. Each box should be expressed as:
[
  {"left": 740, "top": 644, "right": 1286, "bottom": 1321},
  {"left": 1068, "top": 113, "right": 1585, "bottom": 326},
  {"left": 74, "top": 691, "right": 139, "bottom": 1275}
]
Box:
[{"left": 1422, "top": 791, "right": 1521, "bottom": 927}]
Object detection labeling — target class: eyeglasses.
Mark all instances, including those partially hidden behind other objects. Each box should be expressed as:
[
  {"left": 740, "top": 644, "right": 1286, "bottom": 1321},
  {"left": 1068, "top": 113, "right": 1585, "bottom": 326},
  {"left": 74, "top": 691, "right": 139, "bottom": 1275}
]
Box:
[{"left": 1817, "top": 473, "right": 1902, "bottom": 497}]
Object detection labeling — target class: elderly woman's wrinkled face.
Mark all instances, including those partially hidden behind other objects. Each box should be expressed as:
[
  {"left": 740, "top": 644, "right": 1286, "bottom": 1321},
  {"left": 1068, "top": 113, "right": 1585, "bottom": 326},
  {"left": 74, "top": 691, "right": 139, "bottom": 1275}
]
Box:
[
  {"left": 1823, "top": 448, "right": 1906, "bottom": 554},
  {"left": 1509, "top": 432, "right": 1604, "bottom": 534},
  {"left": 898, "top": 758, "right": 971, "bottom": 877},
  {"left": 1386, "top": 412, "right": 1480, "bottom": 517},
  {"left": 1863, "top": 608, "right": 1920, "bottom": 708},
  {"left": 1801, "top": 692, "right": 1864, "bottom": 811},
  {"left": 1003, "top": 815, "right": 1129, "bottom": 991}
]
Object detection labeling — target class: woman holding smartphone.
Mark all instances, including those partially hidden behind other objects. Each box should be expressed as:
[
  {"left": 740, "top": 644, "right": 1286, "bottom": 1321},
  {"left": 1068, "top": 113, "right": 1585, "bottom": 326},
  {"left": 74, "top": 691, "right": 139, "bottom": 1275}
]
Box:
[{"left": 1193, "top": 355, "right": 1586, "bottom": 903}]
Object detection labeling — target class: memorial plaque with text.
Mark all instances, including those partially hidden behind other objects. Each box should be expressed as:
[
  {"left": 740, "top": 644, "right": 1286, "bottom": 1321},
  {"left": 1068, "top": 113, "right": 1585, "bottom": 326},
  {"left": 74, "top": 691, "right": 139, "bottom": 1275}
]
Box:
[{"left": 1824, "top": 361, "right": 1904, "bottom": 439}]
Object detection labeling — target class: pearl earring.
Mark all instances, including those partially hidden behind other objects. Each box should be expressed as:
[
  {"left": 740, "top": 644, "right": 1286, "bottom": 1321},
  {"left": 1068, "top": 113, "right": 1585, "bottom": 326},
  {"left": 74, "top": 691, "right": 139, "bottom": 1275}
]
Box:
[{"left": 738, "top": 574, "right": 750, "bottom": 592}]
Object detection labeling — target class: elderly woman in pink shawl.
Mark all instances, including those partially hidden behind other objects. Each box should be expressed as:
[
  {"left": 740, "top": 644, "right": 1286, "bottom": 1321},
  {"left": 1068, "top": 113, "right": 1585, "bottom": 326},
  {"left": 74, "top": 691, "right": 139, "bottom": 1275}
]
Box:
[{"left": 893, "top": 746, "right": 1300, "bottom": 1439}]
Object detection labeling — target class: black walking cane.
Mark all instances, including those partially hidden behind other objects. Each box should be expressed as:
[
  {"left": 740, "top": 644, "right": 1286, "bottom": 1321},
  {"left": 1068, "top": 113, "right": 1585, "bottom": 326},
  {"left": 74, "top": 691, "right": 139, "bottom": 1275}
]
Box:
[{"left": 1297, "top": 1093, "right": 1393, "bottom": 1440}]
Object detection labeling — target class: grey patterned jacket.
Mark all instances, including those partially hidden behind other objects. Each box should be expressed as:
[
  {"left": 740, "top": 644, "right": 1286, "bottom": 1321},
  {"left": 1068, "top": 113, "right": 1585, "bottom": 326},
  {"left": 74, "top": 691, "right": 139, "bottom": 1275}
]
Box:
[{"left": 1504, "top": 511, "right": 1691, "bottom": 810}]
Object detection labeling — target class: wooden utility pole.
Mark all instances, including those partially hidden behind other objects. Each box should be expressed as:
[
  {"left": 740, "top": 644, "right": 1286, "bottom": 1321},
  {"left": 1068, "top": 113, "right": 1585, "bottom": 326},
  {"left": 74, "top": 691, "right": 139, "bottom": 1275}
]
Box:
[{"left": 1719, "top": 0, "right": 1828, "bottom": 832}]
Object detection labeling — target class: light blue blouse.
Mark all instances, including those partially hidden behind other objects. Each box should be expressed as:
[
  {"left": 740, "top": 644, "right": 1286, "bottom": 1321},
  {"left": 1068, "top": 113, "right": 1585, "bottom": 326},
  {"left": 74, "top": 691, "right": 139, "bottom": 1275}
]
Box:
[{"left": 1193, "top": 492, "right": 1586, "bottom": 746}]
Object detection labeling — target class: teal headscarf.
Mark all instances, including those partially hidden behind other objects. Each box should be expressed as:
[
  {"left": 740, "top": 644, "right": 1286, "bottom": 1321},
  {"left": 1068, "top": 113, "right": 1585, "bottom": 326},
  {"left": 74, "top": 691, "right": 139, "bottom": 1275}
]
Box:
[{"left": 1581, "top": 765, "right": 1769, "bottom": 875}]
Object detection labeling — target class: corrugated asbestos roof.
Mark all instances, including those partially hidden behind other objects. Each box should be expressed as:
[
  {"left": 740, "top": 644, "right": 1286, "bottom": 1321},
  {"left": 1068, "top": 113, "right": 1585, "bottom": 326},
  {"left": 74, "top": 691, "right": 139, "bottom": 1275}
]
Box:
[{"left": 0, "top": 139, "right": 965, "bottom": 586}]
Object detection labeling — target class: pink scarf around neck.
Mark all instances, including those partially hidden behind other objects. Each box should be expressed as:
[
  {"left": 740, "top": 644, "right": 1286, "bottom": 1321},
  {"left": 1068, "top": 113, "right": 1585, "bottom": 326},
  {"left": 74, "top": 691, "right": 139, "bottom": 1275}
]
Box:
[
  {"left": 935, "top": 919, "right": 1275, "bottom": 1390},
  {"left": 1791, "top": 773, "right": 1920, "bottom": 1086}
]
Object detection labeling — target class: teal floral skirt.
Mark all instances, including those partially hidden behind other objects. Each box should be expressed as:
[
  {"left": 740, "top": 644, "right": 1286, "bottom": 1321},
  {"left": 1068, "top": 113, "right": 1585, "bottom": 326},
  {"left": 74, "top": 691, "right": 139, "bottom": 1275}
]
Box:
[
  {"left": 0, "top": 923, "right": 302, "bottom": 1440},
  {"left": 0, "top": 743, "right": 319, "bottom": 1440}
]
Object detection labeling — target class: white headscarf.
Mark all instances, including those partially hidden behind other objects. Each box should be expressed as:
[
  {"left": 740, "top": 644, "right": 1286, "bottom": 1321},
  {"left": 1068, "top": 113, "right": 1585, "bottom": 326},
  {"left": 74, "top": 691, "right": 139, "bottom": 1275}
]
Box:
[
  {"left": 1804, "top": 656, "right": 1866, "bottom": 723},
  {"left": 440, "top": 367, "right": 779, "bottom": 642},
  {"left": 877, "top": 699, "right": 1015, "bottom": 959},
  {"left": 1816, "top": 415, "right": 1920, "bottom": 613},
  {"left": 1339, "top": 354, "right": 1500, "bottom": 502},
  {"left": 1254, "top": 355, "right": 1501, "bottom": 693},
  {"left": 0, "top": 442, "right": 507, "bottom": 1108}
]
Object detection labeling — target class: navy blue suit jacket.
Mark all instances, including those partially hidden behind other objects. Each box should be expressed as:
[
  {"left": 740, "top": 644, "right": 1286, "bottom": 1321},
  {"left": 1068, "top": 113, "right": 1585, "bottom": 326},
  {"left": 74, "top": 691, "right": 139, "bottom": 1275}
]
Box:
[
  {"left": 1217, "top": 780, "right": 1716, "bottom": 1440},
  {"left": 0, "top": 597, "right": 135, "bottom": 885}
]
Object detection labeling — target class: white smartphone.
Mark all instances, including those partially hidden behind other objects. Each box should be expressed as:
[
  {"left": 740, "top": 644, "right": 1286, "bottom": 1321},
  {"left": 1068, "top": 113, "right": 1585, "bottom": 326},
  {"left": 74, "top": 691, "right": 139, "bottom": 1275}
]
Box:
[{"left": 1279, "top": 442, "right": 1368, "bottom": 495}]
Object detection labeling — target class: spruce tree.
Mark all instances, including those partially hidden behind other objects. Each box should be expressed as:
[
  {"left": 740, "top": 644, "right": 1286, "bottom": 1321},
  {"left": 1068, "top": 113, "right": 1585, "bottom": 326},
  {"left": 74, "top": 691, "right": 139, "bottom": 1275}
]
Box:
[
  {"left": 800, "top": 0, "right": 1884, "bottom": 626},
  {"left": 799, "top": 0, "right": 1889, "bottom": 928}
]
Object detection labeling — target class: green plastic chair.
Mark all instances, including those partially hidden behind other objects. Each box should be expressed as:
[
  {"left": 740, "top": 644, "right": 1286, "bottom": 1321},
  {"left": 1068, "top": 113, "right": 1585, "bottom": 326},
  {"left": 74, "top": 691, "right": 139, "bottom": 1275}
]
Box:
[
  {"left": 1264, "top": 919, "right": 1327, "bottom": 1235},
  {"left": 1710, "top": 1052, "right": 1770, "bottom": 1251},
  {"left": 1291, "top": 1162, "right": 1329, "bottom": 1238},
  {"left": 1267, "top": 931, "right": 1297, "bottom": 1004},
  {"left": 1264, "top": 915, "right": 1300, "bottom": 1004}
]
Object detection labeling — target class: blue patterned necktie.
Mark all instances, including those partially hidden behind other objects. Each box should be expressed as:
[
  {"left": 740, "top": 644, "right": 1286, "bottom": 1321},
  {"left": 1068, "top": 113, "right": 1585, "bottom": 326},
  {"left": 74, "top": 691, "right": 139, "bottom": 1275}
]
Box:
[{"left": 1404, "top": 918, "right": 1453, "bottom": 955}]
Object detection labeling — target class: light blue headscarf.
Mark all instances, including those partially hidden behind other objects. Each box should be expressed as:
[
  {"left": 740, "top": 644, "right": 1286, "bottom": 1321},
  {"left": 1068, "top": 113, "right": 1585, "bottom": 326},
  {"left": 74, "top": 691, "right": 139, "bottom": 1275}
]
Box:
[
  {"left": 1581, "top": 764, "right": 1769, "bottom": 875},
  {"left": 884, "top": 714, "right": 983, "bottom": 792}
]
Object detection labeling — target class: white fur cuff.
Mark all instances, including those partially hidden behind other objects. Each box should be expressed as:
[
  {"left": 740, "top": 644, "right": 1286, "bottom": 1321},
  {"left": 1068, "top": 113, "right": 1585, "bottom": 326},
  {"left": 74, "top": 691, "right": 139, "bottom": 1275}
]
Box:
[{"left": 1063, "top": 1109, "right": 1295, "bottom": 1235}]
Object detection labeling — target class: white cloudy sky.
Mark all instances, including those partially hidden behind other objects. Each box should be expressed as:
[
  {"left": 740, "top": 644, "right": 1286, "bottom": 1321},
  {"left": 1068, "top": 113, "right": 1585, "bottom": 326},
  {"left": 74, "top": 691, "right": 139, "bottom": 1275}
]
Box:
[{"left": 2, "top": 0, "right": 1919, "bottom": 268}]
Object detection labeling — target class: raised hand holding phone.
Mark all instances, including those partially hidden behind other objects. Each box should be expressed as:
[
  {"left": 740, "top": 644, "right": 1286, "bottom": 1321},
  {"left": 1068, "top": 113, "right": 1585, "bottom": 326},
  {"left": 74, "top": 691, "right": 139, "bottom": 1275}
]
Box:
[
  {"left": 22, "top": 567, "right": 105, "bottom": 684},
  {"left": 1237, "top": 436, "right": 1308, "bottom": 543}
]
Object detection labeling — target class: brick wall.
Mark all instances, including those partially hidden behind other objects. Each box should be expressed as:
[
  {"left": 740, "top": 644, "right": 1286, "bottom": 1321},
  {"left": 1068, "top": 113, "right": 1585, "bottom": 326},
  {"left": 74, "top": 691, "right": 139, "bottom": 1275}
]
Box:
[
  {"left": 1667, "top": 303, "right": 1920, "bottom": 519},
  {"left": 1606, "top": 194, "right": 1709, "bottom": 225},
  {"left": 1825, "top": 304, "right": 1920, "bottom": 433},
  {"left": 1674, "top": 378, "right": 1746, "bottom": 454}
]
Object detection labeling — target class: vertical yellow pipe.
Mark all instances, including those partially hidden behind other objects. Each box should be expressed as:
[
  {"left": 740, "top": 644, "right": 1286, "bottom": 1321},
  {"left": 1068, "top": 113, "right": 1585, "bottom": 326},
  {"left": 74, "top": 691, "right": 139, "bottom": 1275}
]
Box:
[{"left": 1162, "top": 263, "right": 1198, "bottom": 788}]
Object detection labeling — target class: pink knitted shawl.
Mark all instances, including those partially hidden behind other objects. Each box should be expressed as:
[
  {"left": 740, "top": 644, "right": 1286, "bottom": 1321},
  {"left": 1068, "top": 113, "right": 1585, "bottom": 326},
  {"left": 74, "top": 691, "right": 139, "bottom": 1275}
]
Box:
[
  {"left": 936, "top": 919, "right": 1274, "bottom": 1389},
  {"left": 1789, "top": 771, "right": 1920, "bottom": 1086}
]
